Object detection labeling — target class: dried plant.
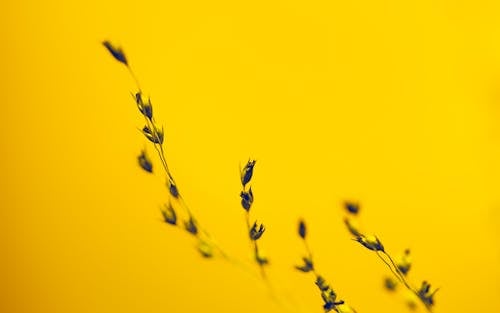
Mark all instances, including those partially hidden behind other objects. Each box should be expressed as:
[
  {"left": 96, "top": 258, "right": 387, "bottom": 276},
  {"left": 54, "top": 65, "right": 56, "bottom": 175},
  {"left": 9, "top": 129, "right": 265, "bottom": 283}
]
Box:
[
  {"left": 102, "top": 40, "right": 223, "bottom": 259},
  {"left": 239, "top": 159, "right": 269, "bottom": 278},
  {"left": 295, "top": 220, "right": 357, "bottom": 313},
  {"left": 103, "top": 41, "right": 440, "bottom": 313},
  {"left": 343, "top": 202, "right": 439, "bottom": 312}
]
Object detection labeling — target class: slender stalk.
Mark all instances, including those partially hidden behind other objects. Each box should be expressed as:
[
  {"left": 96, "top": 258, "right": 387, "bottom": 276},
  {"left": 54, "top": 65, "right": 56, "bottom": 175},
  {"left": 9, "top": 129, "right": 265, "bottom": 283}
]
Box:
[
  {"left": 245, "top": 211, "right": 267, "bottom": 280},
  {"left": 125, "top": 63, "right": 234, "bottom": 260},
  {"left": 380, "top": 251, "right": 433, "bottom": 312}
]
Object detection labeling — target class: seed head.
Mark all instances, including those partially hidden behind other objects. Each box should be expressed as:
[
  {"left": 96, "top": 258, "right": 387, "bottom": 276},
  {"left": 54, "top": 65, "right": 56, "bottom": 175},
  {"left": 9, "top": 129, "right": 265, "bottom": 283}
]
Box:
[
  {"left": 315, "top": 275, "right": 329, "bottom": 291},
  {"left": 298, "top": 219, "right": 307, "bottom": 239},
  {"left": 417, "top": 281, "right": 438, "bottom": 308},
  {"left": 295, "top": 256, "right": 314, "bottom": 272},
  {"left": 138, "top": 150, "right": 153, "bottom": 173},
  {"left": 355, "top": 235, "right": 385, "bottom": 252},
  {"left": 134, "top": 92, "right": 153, "bottom": 119},
  {"left": 184, "top": 216, "right": 198, "bottom": 235},
  {"left": 161, "top": 203, "right": 177, "bottom": 225},
  {"left": 240, "top": 187, "right": 254, "bottom": 211},
  {"left": 240, "top": 159, "right": 256, "bottom": 187},
  {"left": 102, "top": 41, "right": 128, "bottom": 65},
  {"left": 321, "top": 288, "right": 339, "bottom": 312},
  {"left": 249, "top": 221, "right": 265, "bottom": 240},
  {"left": 384, "top": 277, "right": 398, "bottom": 291},
  {"left": 167, "top": 177, "right": 179, "bottom": 198},
  {"left": 344, "top": 202, "right": 360, "bottom": 215},
  {"left": 142, "top": 125, "right": 164, "bottom": 144}
]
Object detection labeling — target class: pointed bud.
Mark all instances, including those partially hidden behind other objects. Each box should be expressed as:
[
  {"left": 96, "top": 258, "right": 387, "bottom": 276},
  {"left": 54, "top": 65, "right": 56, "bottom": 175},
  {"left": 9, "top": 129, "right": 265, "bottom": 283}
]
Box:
[
  {"left": 298, "top": 219, "right": 307, "bottom": 239},
  {"left": 355, "top": 235, "right": 385, "bottom": 252},
  {"left": 295, "top": 256, "right": 314, "bottom": 272},
  {"left": 184, "top": 216, "right": 198, "bottom": 235},
  {"left": 249, "top": 221, "right": 265, "bottom": 240},
  {"left": 240, "top": 187, "right": 254, "bottom": 211},
  {"left": 167, "top": 177, "right": 179, "bottom": 198},
  {"left": 138, "top": 150, "right": 153, "bottom": 173},
  {"left": 102, "top": 41, "right": 128, "bottom": 65},
  {"left": 134, "top": 92, "right": 153, "bottom": 119},
  {"left": 344, "top": 202, "right": 360, "bottom": 215},
  {"left": 161, "top": 203, "right": 177, "bottom": 225},
  {"left": 240, "top": 159, "right": 256, "bottom": 187}
]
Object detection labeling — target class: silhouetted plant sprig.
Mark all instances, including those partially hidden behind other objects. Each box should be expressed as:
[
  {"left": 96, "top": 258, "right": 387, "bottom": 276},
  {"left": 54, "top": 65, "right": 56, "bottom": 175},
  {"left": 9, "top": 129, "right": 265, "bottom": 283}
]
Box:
[
  {"left": 381, "top": 248, "right": 412, "bottom": 297},
  {"left": 104, "top": 40, "right": 443, "bottom": 313},
  {"left": 103, "top": 43, "right": 294, "bottom": 313},
  {"left": 342, "top": 202, "right": 439, "bottom": 312},
  {"left": 240, "top": 160, "right": 268, "bottom": 268},
  {"left": 295, "top": 220, "right": 357, "bottom": 313},
  {"left": 239, "top": 159, "right": 269, "bottom": 278},
  {"left": 138, "top": 149, "right": 153, "bottom": 173},
  {"left": 103, "top": 40, "right": 226, "bottom": 260}
]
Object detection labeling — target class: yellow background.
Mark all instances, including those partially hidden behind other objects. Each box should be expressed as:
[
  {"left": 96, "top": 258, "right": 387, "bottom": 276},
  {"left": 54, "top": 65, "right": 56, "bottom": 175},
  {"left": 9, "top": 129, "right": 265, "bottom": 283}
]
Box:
[{"left": 2, "top": 0, "right": 500, "bottom": 312}]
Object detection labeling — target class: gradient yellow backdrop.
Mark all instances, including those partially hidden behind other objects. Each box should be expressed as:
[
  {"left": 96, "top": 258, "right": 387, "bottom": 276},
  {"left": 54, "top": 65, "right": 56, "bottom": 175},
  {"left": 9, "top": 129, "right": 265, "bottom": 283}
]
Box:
[{"left": 2, "top": 0, "right": 500, "bottom": 312}]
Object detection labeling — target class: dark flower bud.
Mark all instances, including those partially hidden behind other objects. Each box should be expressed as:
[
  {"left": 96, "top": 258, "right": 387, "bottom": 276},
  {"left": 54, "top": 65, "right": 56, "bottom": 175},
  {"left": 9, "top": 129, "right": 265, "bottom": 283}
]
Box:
[
  {"left": 240, "top": 159, "right": 256, "bottom": 187},
  {"left": 138, "top": 150, "right": 153, "bottom": 173},
  {"left": 134, "top": 92, "right": 153, "bottom": 119},
  {"left": 142, "top": 125, "right": 164, "bottom": 144},
  {"left": 321, "top": 288, "right": 337, "bottom": 308},
  {"left": 298, "top": 219, "right": 307, "bottom": 239},
  {"left": 295, "top": 256, "right": 314, "bottom": 272},
  {"left": 417, "top": 281, "right": 438, "bottom": 307},
  {"left": 167, "top": 177, "right": 179, "bottom": 198},
  {"left": 355, "top": 235, "right": 385, "bottom": 252},
  {"left": 240, "top": 187, "right": 254, "bottom": 211},
  {"left": 384, "top": 277, "right": 398, "bottom": 291},
  {"left": 102, "top": 41, "right": 128, "bottom": 65},
  {"left": 344, "top": 202, "right": 360, "bottom": 215},
  {"left": 184, "top": 216, "right": 198, "bottom": 235},
  {"left": 161, "top": 203, "right": 177, "bottom": 225},
  {"left": 249, "top": 221, "right": 265, "bottom": 240},
  {"left": 323, "top": 301, "right": 334, "bottom": 312},
  {"left": 315, "top": 275, "right": 329, "bottom": 291},
  {"left": 142, "top": 126, "right": 154, "bottom": 143}
]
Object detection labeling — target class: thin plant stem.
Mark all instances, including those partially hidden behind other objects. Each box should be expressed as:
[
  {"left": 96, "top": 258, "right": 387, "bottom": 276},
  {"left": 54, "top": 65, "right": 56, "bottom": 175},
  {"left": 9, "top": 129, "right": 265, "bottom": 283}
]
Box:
[
  {"left": 380, "top": 251, "right": 433, "bottom": 312},
  {"left": 125, "top": 63, "right": 234, "bottom": 261},
  {"left": 245, "top": 212, "right": 267, "bottom": 280},
  {"left": 376, "top": 251, "right": 404, "bottom": 285},
  {"left": 303, "top": 240, "right": 313, "bottom": 263},
  {"left": 127, "top": 65, "right": 142, "bottom": 92}
]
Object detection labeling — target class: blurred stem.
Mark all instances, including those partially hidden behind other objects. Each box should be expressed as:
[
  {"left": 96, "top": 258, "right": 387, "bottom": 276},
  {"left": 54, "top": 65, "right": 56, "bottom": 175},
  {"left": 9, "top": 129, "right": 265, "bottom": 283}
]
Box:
[
  {"left": 378, "top": 251, "right": 432, "bottom": 312},
  {"left": 126, "top": 63, "right": 232, "bottom": 260},
  {"left": 245, "top": 211, "right": 267, "bottom": 280}
]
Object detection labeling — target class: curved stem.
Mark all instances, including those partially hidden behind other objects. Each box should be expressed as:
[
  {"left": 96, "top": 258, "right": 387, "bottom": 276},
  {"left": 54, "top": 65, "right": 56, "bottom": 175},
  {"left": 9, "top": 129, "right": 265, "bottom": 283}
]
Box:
[
  {"left": 376, "top": 251, "right": 404, "bottom": 285},
  {"left": 381, "top": 251, "right": 432, "bottom": 312},
  {"left": 126, "top": 62, "right": 234, "bottom": 262},
  {"left": 127, "top": 65, "right": 141, "bottom": 92}
]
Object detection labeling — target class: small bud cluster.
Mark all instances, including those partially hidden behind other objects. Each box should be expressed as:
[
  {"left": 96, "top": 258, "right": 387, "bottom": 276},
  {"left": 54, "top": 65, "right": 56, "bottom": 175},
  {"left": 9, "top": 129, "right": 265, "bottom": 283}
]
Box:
[
  {"left": 104, "top": 41, "right": 214, "bottom": 259},
  {"left": 239, "top": 160, "right": 269, "bottom": 269},
  {"left": 342, "top": 201, "right": 438, "bottom": 311},
  {"left": 295, "top": 220, "right": 356, "bottom": 313}
]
